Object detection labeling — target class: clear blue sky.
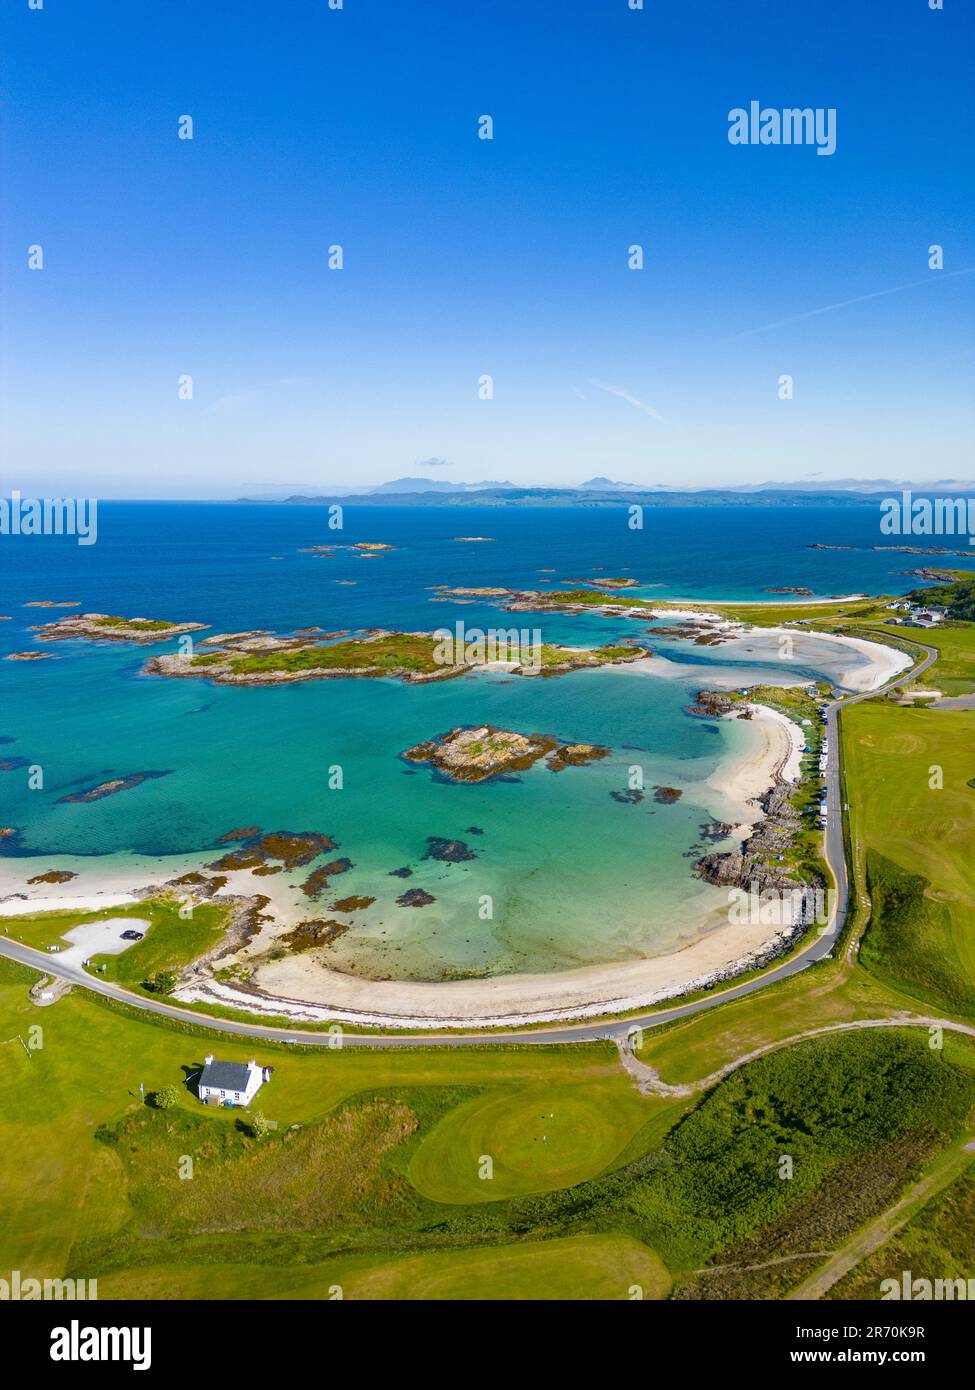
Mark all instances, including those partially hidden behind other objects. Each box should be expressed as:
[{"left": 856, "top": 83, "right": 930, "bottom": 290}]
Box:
[{"left": 2, "top": 0, "right": 973, "bottom": 496}]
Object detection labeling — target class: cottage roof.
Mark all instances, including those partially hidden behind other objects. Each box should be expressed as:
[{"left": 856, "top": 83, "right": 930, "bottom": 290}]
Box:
[{"left": 200, "top": 1059, "right": 254, "bottom": 1091}]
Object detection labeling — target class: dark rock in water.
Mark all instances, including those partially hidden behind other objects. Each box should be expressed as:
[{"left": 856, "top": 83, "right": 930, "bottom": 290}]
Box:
[
  {"left": 210, "top": 829, "right": 338, "bottom": 872},
  {"left": 546, "top": 742, "right": 611, "bottom": 772},
  {"left": 300, "top": 858, "right": 353, "bottom": 899},
  {"left": 686, "top": 690, "right": 739, "bottom": 719},
  {"left": 695, "top": 782, "right": 819, "bottom": 906},
  {"left": 698, "top": 817, "right": 735, "bottom": 844},
  {"left": 58, "top": 770, "right": 171, "bottom": 804},
  {"left": 282, "top": 918, "right": 349, "bottom": 951},
  {"left": 424, "top": 836, "right": 477, "bottom": 863},
  {"left": 611, "top": 788, "right": 644, "bottom": 805},
  {"left": 216, "top": 825, "right": 262, "bottom": 844},
  {"left": 653, "top": 786, "right": 683, "bottom": 804},
  {"left": 396, "top": 888, "right": 436, "bottom": 908},
  {"left": 332, "top": 895, "right": 375, "bottom": 912},
  {"left": 465, "top": 825, "right": 485, "bottom": 835},
  {"left": 0, "top": 736, "right": 17, "bottom": 745},
  {"left": 0, "top": 757, "right": 30, "bottom": 772},
  {"left": 388, "top": 866, "right": 413, "bottom": 878}
]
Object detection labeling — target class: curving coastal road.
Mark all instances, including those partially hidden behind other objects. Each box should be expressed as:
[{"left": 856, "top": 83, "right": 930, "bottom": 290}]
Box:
[{"left": 0, "top": 637, "right": 938, "bottom": 1050}]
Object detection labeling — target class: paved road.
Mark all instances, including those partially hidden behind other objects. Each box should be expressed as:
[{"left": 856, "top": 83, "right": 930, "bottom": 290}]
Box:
[{"left": 0, "top": 638, "right": 938, "bottom": 1051}]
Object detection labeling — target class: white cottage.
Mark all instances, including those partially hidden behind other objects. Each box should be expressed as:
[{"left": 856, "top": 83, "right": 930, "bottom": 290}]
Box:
[{"left": 198, "top": 1055, "right": 270, "bottom": 1107}]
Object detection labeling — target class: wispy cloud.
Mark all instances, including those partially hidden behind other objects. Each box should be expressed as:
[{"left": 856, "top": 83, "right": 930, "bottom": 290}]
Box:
[
  {"left": 588, "top": 379, "right": 668, "bottom": 424},
  {"left": 723, "top": 268, "right": 975, "bottom": 343},
  {"left": 207, "top": 376, "right": 307, "bottom": 414}
]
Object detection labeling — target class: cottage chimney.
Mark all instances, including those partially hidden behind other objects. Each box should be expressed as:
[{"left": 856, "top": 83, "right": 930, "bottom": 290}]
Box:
[{"left": 204, "top": 1054, "right": 214, "bottom": 1065}]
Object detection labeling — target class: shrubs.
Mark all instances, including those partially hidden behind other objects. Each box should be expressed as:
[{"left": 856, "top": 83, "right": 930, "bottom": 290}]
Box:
[
  {"left": 144, "top": 969, "right": 177, "bottom": 994},
  {"left": 862, "top": 852, "right": 975, "bottom": 1016}
]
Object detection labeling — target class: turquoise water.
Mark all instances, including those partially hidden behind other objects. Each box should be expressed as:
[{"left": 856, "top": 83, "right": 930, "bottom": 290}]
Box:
[{"left": 0, "top": 503, "right": 954, "bottom": 979}]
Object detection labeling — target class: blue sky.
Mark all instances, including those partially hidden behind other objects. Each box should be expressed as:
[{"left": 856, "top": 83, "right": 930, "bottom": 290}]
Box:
[{"left": 2, "top": 0, "right": 973, "bottom": 496}]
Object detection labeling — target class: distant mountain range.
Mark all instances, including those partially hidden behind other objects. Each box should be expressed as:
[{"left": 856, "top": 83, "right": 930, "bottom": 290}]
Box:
[
  {"left": 240, "top": 477, "right": 974, "bottom": 508},
  {"left": 370, "top": 476, "right": 516, "bottom": 494},
  {"left": 729, "top": 478, "right": 975, "bottom": 494}
]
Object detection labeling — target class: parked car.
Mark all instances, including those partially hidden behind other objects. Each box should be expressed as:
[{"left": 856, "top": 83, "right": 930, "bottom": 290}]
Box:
[{"left": 120, "top": 929, "right": 144, "bottom": 941}]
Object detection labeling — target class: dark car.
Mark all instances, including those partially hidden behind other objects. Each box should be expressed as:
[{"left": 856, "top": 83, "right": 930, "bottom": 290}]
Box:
[{"left": 120, "top": 929, "right": 144, "bottom": 941}]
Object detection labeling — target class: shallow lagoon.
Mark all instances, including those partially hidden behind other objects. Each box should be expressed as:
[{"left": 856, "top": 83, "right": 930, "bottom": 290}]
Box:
[{"left": 0, "top": 502, "right": 949, "bottom": 980}]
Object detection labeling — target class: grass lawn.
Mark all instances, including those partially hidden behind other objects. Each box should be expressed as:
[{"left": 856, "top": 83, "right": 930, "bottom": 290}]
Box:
[
  {"left": 0, "top": 907, "right": 107, "bottom": 953},
  {"left": 0, "top": 899, "right": 232, "bottom": 995},
  {"left": 4, "top": 956, "right": 975, "bottom": 1300},
  {"left": 93, "top": 1234, "right": 671, "bottom": 1301},
  {"left": 842, "top": 702, "right": 975, "bottom": 1015},
  {"left": 716, "top": 597, "right": 889, "bottom": 628},
  {"left": 868, "top": 621, "right": 975, "bottom": 696},
  {"left": 0, "top": 960, "right": 662, "bottom": 1285},
  {"left": 88, "top": 899, "right": 230, "bottom": 991},
  {"left": 407, "top": 1082, "right": 661, "bottom": 1203},
  {"left": 634, "top": 957, "right": 918, "bottom": 1085}
]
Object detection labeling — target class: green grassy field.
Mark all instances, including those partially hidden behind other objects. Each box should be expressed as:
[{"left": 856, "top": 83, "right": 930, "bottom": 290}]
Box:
[
  {"left": 716, "top": 597, "right": 889, "bottom": 628},
  {"left": 4, "top": 604, "right": 973, "bottom": 1302},
  {"left": 842, "top": 702, "right": 975, "bottom": 1015},
  {"left": 3, "top": 950, "right": 974, "bottom": 1300},
  {"left": 860, "top": 620, "right": 975, "bottom": 696},
  {"left": 407, "top": 1082, "right": 653, "bottom": 1203},
  {"left": 0, "top": 899, "right": 231, "bottom": 995},
  {"left": 88, "top": 900, "right": 230, "bottom": 990},
  {"left": 93, "top": 1234, "right": 671, "bottom": 1302}
]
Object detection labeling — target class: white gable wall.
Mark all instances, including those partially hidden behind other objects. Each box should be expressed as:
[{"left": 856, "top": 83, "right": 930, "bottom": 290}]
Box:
[{"left": 198, "top": 1061, "right": 264, "bottom": 1107}]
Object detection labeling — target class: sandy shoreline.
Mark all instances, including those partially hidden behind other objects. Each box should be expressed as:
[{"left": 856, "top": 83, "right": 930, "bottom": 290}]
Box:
[
  {"left": 707, "top": 703, "right": 805, "bottom": 813},
  {"left": 645, "top": 609, "right": 911, "bottom": 693},
  {"left": 0, "top": 701, "right": 813, "bottom": 1029},
  {"left": 0, "top": 614, "right": 907, "bottom": 1029}
]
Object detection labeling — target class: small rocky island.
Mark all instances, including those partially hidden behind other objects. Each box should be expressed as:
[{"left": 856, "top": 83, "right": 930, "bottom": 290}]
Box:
[
  {"left": 32, "top": 612, "right": 208, "bottom": 645},
  {"left": 145, "top": 629, "right": 645, "bottom": 687},
  {"left": 687, "top": 690, "right": 753, "bottom": 719},
  {"left": 57, "top": 770, "right": 171, "bottom": 804},
  {"left": 403, "top": 725, "right": 610, "bottom": 783}
]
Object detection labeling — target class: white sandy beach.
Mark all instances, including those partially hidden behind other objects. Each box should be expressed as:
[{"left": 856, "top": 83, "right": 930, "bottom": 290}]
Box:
[
  {"left": 707, "top": 703, "right": 805, "bottom": 812},
  {"left": 0, "top": 613, "right": 907, "bottom": 1029},
  {"left": 173, "top": 909, "right": 805, "bottom": 1028},
  {"left": 0, "top": 694, "right": 813, "bottom": 1028},
  {"left": 645, "top": 610, "right": 912, "bottom": 693}
]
